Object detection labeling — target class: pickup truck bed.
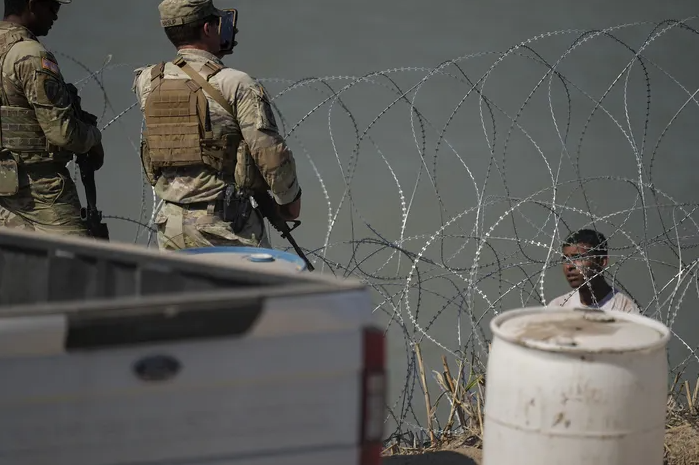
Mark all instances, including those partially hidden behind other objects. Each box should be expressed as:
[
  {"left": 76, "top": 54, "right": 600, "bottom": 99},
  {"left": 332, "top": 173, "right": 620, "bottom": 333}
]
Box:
[{"left": 0, "top": 229, "right": 385, "bottom": 465}]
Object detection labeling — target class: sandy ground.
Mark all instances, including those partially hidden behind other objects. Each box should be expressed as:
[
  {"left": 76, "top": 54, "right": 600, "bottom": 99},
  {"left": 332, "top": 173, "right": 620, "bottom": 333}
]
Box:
[{"left": 382, "top": 423, "right": 699, "bottom": 465}]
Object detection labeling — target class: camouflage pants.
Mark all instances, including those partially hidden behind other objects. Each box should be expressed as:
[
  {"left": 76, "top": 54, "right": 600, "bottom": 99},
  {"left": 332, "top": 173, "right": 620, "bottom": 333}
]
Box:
[
  {"left": 154, "top": 200, "right": 271, "bottom": 251},
  {"left": 0, "top": 166, "right": 88, "bottom": 237}
]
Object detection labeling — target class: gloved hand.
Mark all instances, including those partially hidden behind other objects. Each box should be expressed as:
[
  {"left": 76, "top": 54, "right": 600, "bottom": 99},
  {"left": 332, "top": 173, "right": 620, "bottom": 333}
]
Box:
[
  {"left": 66, "top": 83, "right": 80, "bottom": 104},
  {"left": 66, "top": 83, "right": 99, "bottom": 127},
  {"left": 278, "top": 196, "right": 301, "bottom": 220},
  {"left": 80, "top": 109, "right": 99, "bottom": 127},
  {"left": 82, "top": 142, "right": 104, "bottom": 171}
]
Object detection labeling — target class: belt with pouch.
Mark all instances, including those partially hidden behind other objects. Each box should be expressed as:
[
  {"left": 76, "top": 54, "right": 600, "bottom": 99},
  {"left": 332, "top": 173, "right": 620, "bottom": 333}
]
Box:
[
  {"left": 178, "top": 185, "right": 253, "bottom": 233},
  {"left": 180, "top": 200, "right": 220, "bottom": 215}
]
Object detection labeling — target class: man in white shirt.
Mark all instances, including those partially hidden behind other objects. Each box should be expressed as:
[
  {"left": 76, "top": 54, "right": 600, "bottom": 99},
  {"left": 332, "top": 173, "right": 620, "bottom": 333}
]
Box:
[{"left": 547, "top": 228, "right": 641, "bottom": 314}]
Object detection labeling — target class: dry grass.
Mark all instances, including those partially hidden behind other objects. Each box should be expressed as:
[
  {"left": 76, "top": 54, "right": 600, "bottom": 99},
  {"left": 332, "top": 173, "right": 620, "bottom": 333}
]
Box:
[
  {"left": 664, "top": 421, "right": 699, "bottom": 465},
  {"left": 664, "top": 373, "right": 699, "bottom": 465},
  {"left": 381, "top": 347, "right": 487, "bottom": 462},
  {"left": 383, "top": 347, "right": 699, "bottom": 465}
]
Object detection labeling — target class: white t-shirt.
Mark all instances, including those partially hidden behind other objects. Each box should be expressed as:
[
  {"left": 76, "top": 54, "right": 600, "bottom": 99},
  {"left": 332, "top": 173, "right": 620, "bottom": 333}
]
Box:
[{"left": 547, "top": 288, "right": 641, "bottom": 314}]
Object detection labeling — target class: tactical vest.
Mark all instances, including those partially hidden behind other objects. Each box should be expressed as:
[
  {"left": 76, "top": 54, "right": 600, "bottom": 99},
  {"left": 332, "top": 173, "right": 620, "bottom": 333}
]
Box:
[
  {"left": 0, "top": 26, "right": 63, "bottom": 164},
  {"left": 141, "top": 57, "right": 237, "bottom": 178}
]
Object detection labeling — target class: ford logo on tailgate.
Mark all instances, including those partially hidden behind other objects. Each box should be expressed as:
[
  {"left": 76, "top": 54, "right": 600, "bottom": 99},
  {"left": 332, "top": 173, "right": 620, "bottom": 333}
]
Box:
[{"left": 133, "top": 354, "right": 182, "bottom": 382}]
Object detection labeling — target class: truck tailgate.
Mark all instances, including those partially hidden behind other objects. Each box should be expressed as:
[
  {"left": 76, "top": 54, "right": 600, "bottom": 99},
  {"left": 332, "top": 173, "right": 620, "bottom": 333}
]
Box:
[{"left": 0, "top": 287, "right": 374, "bottom": 465}]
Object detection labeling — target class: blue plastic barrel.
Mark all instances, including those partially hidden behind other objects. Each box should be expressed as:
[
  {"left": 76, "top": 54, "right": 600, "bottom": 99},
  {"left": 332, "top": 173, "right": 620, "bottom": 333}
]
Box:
[{"left": 179, "top": 246, "right": 307, "bottom": 273}]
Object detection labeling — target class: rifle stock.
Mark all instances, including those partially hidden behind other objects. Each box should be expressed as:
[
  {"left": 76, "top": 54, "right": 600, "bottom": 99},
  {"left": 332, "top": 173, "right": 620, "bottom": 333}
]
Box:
[{"left": 252, "top": 192, "right": 314, "bottom": 272}]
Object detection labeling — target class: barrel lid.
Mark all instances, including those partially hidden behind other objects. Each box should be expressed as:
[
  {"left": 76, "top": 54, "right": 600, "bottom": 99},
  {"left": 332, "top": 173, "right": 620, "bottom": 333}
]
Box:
[
  {"left": 179, "top": 246, "right": 306, "bottom": 273},
  {"left": 492, "top": 307, "right": 671, "bottom": 353}
]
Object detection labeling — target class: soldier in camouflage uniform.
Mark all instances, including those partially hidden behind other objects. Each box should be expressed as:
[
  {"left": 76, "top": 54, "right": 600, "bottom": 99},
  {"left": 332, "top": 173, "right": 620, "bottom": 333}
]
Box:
[
  {"left": 133, "top": 0, "right": 302, "bottom": 251},
  {"left": 0, "top": 0, "right": 104, "bottom": 235}
]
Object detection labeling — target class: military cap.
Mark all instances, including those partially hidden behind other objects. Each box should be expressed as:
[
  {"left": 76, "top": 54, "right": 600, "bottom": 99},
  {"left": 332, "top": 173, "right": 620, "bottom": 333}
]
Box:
[{"left": 158, "top": 0, "right": 224, "bottom": 27}]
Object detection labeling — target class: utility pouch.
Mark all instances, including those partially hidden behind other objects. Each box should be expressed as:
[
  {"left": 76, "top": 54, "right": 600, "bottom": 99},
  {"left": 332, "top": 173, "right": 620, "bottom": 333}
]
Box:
[
  {"left": 0, "top": 154, "right": 19, "bottom": 196},
  {"left": 218, "top": 184, "right": 253, "bottom": 233}
]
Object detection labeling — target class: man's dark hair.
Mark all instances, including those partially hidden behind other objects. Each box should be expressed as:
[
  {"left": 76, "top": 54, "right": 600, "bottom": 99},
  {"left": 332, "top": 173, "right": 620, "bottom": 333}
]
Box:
[
  {"left": 163, "top": 15, "right": 218, "bottom": 48},
  {"left": 4, "top": 0, "right": 29, "bottom": 17},
  {"left": 563, "top": 228, "right": 608, "bottom": 255}
]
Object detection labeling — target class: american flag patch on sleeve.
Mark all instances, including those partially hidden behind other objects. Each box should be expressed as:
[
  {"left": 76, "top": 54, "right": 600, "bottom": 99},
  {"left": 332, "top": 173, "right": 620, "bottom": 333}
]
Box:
[{"left": 41, "top": 57, "right": 60, "bottom": 75}]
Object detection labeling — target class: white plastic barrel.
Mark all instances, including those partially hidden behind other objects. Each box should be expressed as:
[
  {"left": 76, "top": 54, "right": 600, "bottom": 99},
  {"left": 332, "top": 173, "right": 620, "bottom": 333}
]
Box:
[
  {"left": 482, "top": 307, "right": 671, "bottom": 465},
  {"left": 179, "top": 246, "right": 307, "bottom": 274}
]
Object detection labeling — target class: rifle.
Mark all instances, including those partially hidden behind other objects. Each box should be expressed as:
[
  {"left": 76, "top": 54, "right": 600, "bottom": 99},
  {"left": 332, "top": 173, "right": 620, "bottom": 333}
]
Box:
[
  {"left": 252, "top": 191, "right": 314, "bottom": 272},
  {"left": 76, "top": 155, "right": 109, "bottom": 240},
  {"left": 66, "top": 83, "right": 109, "bottom": 240}
]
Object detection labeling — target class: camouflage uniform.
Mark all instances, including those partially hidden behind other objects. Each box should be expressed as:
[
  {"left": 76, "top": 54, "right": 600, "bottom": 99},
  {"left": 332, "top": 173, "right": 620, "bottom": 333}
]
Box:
[
  {"left": 133, "top": 0, "right": 301, "bottom": 251},
  {"left": 0, "top": 19, "right": 101, "bottom": 236}
]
